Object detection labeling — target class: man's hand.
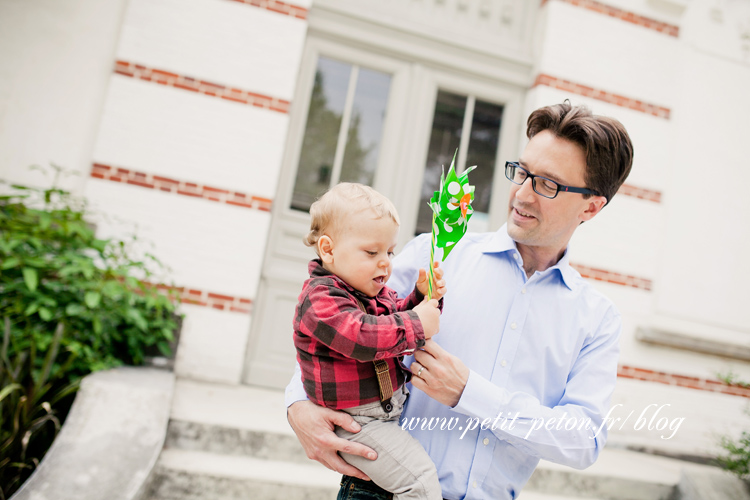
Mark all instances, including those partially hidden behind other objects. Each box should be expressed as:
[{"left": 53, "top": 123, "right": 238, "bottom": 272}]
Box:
[
  {"left": 410, "top": 339, "right": 470, "bottom": 407},
  {"left": 416, "top": 261, "right": 447, "bottom": 301},
  {"left": 413, "top": 299, "right": 441, "bottom": 339},
  {"left": 286, "top": 400, "right": 376, "bottom": 480}
]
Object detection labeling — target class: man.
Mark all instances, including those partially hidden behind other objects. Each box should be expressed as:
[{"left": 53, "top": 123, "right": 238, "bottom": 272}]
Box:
[{"left": 286, "top": 102, "right": 634, "bottom": 500}]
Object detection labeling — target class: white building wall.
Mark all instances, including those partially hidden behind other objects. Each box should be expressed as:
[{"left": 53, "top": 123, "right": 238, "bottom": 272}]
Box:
[
  {"left": 0, "top": 0, "right": 128, "bottom": 193},
  {"left": 84, "top": 0, "right": 309, "bottom": 384},
  {"left": 92, "top": 77, "right": 288, "bottom": 200}
]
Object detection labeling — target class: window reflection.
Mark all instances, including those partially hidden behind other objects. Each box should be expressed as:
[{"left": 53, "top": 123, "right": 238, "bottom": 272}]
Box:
[
  {"left": 291, "top": 57, "right": 391, "bottom": 212},
  {"left": 415, "top": 91, "right": 503, "bottom": 235},
  {"left": 466, "top": 99, "right": 503, "bottom": 215},
  {"left": 340, "top": 68, "right": 391, "bottom": 186},
  {"left": 415, "top": 91, "right": 467, "bottom": 235}
]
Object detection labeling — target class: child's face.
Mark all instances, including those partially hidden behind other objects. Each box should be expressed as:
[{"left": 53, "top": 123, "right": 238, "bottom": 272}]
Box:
[{"left": 320, "top": 210, "right": 399, "bottom": 297}]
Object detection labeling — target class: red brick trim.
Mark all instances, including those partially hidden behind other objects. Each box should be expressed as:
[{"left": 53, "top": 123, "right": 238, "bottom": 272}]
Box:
[
  {"left": 179, "top": 287, "right": 253, "bottom": 314},
  {"left": 618, "top": 184, "right": 662, "bottom": 203},
  {"left": 91, "top": 163, "right": 272, "bottom": 213},
  {"left": 227, "top": 0, "right": 307, "bottom": 20},
  {"left": 149, "top": 283, "right": 252, "bottom": 313},
  {"left": 542, "top": 0, "right": 679, "bottom": 37},
  {"left": 114, "top": 60, "right": 291, "bottom": 115},
  {"left": 619, "top": 365, "right": 750, "bottom": 399},
  {"left": 571, "top": 263, "right": 653, "bottom": 291},
  {"left": 533, "top": 74, "right": 671, "bottom": 119}
]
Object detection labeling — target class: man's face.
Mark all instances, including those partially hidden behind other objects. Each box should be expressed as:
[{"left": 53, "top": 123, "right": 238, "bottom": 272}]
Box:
[{"left": 507, "top": 130, "right": 602, "bottom": 254}]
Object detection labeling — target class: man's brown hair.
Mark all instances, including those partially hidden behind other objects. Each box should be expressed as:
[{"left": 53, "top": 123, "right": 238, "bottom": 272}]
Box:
[{"left": 526, "top": 101, "right": 634, "bottom": 204}]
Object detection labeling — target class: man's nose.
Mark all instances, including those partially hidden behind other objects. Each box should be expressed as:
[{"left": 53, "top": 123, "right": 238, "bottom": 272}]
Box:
[{"left": 515, "top": 177, "right": 536, "bottom": 201}]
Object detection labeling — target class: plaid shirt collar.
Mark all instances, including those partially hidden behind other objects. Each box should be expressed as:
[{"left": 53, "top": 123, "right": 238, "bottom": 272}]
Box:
[{"left": 308, "top": 259, "right": 388, "bottom": 303}]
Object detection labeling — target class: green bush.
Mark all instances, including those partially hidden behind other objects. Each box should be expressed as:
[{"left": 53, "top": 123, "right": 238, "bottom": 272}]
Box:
[
  {"left": 0, "top": 175, "right": 180, "bottom": 497},
  {"left": 716, "top": 370, "right": 750, "bottom": 481},
  {"left": 718, "top": 431, "right": 750, "bottom": 480}
]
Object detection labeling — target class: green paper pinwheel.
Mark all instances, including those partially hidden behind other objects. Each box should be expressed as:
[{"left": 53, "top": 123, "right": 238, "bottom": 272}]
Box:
[{"left": 426, "top": 150, "right": 476, "bottom": 299}]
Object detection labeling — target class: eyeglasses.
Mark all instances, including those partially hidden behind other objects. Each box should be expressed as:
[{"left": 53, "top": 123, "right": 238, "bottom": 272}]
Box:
[{"left": 504, "top": 161, "right": 601, "bottom": 200}]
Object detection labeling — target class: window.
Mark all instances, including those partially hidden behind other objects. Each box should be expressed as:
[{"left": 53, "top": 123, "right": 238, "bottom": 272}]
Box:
[
  {"left": 415, "top": 90, "right": 504, "bottom": 235},
  {"left": 291, "top": 56, "right": 392, "bottom": 212}
]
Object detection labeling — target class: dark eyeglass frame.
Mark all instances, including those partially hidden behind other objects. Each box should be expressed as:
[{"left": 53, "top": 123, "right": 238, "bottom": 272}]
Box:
[{"left": 504, "top": 161, "right": 601, "bottom": 199}]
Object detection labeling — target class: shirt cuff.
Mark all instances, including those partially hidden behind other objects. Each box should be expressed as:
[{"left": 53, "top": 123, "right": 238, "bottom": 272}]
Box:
[
  {"left": 284, "top": 364, "right": 310, "bottom": 408},
  {"left": 453, "top": 369, "right": 505, "bottom": 416},
  {"left": 404, "top": 309, "right": 426, "bottom": 351}
]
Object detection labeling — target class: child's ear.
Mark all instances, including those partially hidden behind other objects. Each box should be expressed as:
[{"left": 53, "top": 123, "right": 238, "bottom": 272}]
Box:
[{"left": 318, "top": 235, "right": 334, "bottom": 264}]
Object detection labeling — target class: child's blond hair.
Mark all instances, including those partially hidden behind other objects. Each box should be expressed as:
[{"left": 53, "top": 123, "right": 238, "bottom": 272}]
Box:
[{"left": 304, "top": 183, "right": 400, "bottom": 254}]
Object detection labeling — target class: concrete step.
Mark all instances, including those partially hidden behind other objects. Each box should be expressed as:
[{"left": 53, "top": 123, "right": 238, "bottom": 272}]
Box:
[
  {"left": 142, "top": 449, "right": 339, "bottom": 500},
  {"left": 148, "top": 379, "right": 734, "bottom": 500},
  {"left": 528, "top": 450, "right": 676, "bottom": 500},
  {"left": 166, "top": 419, "right": 308, "bottom": 464},
  {"left": 519, "top": 492, "right": 604, "bottom": 500}
]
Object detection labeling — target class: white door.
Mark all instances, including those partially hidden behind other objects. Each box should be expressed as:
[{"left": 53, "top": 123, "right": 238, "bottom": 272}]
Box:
[{"left": 243, "top": 37, "right": 526, "bottom": 389}]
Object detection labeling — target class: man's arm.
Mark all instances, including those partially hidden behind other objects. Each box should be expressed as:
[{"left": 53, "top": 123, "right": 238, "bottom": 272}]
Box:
[{"left": 411, "top": 309, "right": 621, "bottom": 470}]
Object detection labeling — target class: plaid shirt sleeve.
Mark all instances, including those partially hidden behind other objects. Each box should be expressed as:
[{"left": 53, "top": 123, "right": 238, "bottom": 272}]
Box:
[{"left": 297, "top": 282, "right": 425, "bottom": 362}]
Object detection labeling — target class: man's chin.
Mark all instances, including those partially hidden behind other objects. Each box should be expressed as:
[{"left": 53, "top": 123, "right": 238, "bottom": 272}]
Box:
[{"left": 507, "top": 221, "right": 534, "bottom": 244}]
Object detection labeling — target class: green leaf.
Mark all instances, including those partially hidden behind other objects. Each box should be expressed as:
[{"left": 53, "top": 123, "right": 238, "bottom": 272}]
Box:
[
  {"left": 0, "top": 383, "right": 22, "bottom": 402},
  {"left": 39, "top": 307, "right": 52, "bottom": 321},
  {"left": 39, "top": 211, "right": 52, "bottom": 230},
  {"left": 157, "top": 341, "right": 172, "bottom": 357},
  {"left": 24, "top": 303, "right": 40, "bottom": 316},
  {"left": 22, "top": 267, "right": 38, "bottom": 291},
  {"left": 84, "top": 291, "right": 101, "bottom": 308},
  {"left": 92, "top": 316, "right": 102, "bottom": 334},
  {"left": 65, "top": 303, "right": 86, "bottom": 316},
  {"left": 161, "top": 327, "right": 174, "bottom": 342},
  {"left": 1, "top": 256, "right": 20, "bottom": 269},
  {"left": 126, "top": 309, "right": 148, "bottom": 331}
]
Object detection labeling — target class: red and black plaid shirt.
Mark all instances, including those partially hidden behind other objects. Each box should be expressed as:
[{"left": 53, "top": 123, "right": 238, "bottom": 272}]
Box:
[{"left": 294, "top": 259, "right": 428, "bottom": 409}]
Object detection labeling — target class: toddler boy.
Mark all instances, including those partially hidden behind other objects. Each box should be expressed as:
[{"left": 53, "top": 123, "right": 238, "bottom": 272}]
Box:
[{"left": 293, "top": 183, "right": 445, "bottom": 500}]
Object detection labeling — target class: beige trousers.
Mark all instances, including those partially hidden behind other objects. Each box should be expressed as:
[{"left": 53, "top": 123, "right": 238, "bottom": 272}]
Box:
[{"left": 335, "top": 387, "right": 442, "bottom": 500}]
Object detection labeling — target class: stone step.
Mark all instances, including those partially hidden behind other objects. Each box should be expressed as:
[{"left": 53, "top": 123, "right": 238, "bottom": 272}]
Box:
[
  {"left": 166, "top": 419, "right": 308, "bottom": 464},
  {"left": 143, "top": 449, "right": 340, "bottom": 500},
  {"left": 161, "top": 416, "right": 704, "bottom": 500},
  {"left": 519, "top": 492, "right": 604, "bottom": 500},
  {"left": 157, "top": 379, "right": 731, "bottom": 500},
  {"left": 527, "top": 447, "right": 723, "bottom": 500}
]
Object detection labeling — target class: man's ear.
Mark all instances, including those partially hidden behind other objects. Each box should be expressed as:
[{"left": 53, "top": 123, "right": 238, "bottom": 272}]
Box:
[
  {"left": 580, "top": 195, "right": 607, "bottom": 222},
  {"left": 318, "top": 235, "right": 334, "bottom": 264}
]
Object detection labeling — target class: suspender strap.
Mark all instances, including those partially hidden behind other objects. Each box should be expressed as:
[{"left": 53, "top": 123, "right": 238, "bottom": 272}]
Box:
[
  {"left": 354, "top": 298, "right": 394, "bottom": 412},
  {"left": 373, "top": 359, "right": 393, "bottom": 403}
]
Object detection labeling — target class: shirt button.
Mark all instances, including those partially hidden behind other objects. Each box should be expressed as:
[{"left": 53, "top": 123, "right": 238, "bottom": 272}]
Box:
[
  {"left": 473, "top": 481, "right": 478, "bottom": 488},
  {"left": 511, "top": 322, "right": 517, "bottom": 329},
  {"left": 521, "top": 288, "right": 527, "bottom": 294},
  {"left": 501, "top": 360, "right": 507, "bottom": 367},
  {"left": 514, "top": 253, "right": 519, "bottom": 259},
  {"left": 483, "top": 438, "right": 490, "bottom": 445}
]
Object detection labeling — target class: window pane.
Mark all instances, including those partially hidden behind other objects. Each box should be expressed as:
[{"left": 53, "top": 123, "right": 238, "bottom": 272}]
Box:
[
  {"left": 466, "top": 99, "right": 503, "bottom": 214},
  {"left": 415, "top": 91, "right": 467, "bottom": 235},
  {"left": 340, "top": 68, "right": 391, "bottom": 186},
  {"left": 291, "top": 57, "right": 351, "bottom": 211}
]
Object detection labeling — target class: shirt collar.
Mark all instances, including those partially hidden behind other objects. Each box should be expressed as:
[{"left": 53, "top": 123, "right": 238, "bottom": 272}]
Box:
[
  {"left": 308, "top": 259, "right": 386, "bottom": 300},
  {"left": 481, "top": 224, "right": 578, "bottom": 290}
]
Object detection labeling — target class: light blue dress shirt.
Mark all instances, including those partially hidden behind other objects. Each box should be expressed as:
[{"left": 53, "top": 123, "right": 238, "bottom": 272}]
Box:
[{"left": 286, "top": 224, "right": 621, "bottom": 500}]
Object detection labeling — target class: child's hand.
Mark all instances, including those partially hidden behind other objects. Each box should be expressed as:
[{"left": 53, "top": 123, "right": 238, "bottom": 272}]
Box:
[
  {"left": 413, "top": 298, "right": 441, "bottom": 339},
  {"left": 417, "top": 261, "right": 447, "bottom": 301}
]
